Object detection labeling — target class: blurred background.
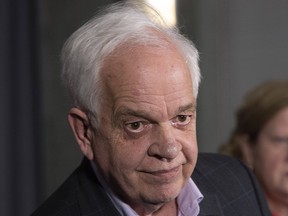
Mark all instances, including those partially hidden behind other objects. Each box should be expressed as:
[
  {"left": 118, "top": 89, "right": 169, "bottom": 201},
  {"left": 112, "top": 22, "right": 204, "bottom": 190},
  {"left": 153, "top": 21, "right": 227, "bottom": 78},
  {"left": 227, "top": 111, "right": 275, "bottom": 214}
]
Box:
[{"left": 1, "top": 0, "right": 288, "bottom": 215}]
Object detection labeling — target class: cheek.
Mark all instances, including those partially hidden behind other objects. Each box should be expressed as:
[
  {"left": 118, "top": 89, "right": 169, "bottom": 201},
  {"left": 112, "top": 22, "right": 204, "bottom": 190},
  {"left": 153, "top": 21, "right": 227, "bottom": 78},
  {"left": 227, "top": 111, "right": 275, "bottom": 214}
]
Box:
[
  {"left": 178, "top": 130, "right": 198, "bottom": 176},
  {"left": 180, "top": 129, "right": 198, "bottom": 159},
  {"left": 92, "top": 126, "right": 127, "bottom": 172},
  {"left": 183, "top": 145, "right": 198, "bottom": 178},
  {"left": 254, "top": 142, "right": 278, "bottom": 167},
  {"left": 111, "top": 136, "right": 149, "bottom": 171},
  {"left": 253, "top": 144, "right": 281, "bottom": 184}
]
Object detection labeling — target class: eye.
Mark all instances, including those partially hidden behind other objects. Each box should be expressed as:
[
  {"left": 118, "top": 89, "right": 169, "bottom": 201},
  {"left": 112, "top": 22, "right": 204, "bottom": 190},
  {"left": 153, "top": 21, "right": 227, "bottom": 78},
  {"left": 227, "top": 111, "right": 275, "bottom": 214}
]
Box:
[
  {"left": 171, "top": 115, "right": 192, "bottom": 127},
  {"left": 124, "top": 121, "right": 149, "bottom": 133},
  {"left": 269, "top": 136, "right": 288, "bottom": 145},
  {"left": 178, "top": 115, "right": 189, "bottom": 122}
]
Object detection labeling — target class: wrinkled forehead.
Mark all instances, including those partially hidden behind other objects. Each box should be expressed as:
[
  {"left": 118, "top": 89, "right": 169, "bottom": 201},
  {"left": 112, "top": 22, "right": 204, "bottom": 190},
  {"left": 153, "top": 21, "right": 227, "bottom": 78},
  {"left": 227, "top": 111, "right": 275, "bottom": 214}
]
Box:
[
  {"left": 100, "top": 43, "right": 191, "bottom": 83},
  {"left": 96, "top": 44, "right": 195, "bottom": 122},
  {"left": 97, "top": 44, "right": 194, "bottom": 113}
]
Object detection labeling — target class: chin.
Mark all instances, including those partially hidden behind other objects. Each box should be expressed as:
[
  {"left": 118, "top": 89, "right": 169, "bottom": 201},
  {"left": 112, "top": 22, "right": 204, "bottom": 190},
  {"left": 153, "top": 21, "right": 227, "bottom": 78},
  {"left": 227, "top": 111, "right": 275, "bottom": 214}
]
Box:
[
  {"left": 142, "top": 192, "right": 177, "bottom": 206},
  {"left": 145, "top": 180, "right": 183, "bottom": 204}
]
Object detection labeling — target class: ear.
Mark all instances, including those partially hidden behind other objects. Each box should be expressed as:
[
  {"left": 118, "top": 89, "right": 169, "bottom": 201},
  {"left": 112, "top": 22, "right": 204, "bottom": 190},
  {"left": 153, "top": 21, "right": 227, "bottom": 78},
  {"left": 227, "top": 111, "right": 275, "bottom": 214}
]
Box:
[
  {"left": 239, "top": 134, "right": 254, "bottom": 169},
  {"left": 68, "top": 108, "right": 94, "bottom": 160}
]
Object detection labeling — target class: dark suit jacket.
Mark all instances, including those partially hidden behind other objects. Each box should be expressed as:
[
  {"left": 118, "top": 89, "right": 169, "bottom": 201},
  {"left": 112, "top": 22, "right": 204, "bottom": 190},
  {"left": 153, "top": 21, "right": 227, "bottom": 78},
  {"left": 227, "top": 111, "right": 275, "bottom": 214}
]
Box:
[{"left": 31, "top": 153, "right": 271, "bottom": 216}]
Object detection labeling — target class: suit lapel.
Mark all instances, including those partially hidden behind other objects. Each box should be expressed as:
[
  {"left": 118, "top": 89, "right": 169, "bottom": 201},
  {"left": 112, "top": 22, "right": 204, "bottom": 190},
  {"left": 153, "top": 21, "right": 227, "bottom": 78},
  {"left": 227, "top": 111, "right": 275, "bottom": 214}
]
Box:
[{"left": 198, "top": 194, "right": 222, "bottom": 216}]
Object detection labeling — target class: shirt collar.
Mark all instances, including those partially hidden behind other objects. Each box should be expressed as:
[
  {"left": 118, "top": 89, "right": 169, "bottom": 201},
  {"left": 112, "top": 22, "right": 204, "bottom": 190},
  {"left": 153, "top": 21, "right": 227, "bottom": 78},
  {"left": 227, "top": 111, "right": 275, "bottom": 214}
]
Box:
[{"left": 177, "top": 178, "right": 203, "bottom": 216}]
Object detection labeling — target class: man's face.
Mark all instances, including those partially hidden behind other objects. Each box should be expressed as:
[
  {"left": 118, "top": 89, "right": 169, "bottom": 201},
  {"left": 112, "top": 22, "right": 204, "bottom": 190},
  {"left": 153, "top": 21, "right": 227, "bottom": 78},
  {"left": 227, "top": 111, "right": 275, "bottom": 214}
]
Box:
[{"left": 91, "top": 45, "right": 198, "bottom": 211}]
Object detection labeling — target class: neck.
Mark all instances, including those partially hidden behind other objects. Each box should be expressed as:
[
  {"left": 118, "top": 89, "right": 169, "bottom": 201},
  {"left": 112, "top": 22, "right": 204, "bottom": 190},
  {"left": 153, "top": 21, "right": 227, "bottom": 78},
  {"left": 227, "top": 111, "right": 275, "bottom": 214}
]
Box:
[{"left": 132, "top": 199, "right": 178, "bottom": 216}]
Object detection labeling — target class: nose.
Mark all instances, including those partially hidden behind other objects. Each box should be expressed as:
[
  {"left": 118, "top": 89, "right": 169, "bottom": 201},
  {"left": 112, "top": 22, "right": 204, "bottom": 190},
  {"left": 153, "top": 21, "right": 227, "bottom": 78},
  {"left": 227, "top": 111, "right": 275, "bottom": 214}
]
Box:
[{"left": 147, "top": 124, "right": 181, "bottom": 161}]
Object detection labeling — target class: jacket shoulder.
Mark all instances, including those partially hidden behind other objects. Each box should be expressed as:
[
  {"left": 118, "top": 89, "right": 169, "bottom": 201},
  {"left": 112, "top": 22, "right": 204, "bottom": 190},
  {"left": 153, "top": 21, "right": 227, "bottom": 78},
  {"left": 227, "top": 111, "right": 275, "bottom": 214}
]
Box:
[
  {"left": 193, "top": 153, "right": 271, "bottom": 216},
  {"left": 31, "top": 158, "right": 120, "bottom": 216},
  {"left": 31, "top": 167, "right": 81, "bottom": 216}
]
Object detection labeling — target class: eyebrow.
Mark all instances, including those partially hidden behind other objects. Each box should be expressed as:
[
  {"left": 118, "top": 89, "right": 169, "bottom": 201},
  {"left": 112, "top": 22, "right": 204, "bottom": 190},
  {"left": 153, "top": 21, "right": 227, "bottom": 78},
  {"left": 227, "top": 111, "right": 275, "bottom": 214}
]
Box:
[
  {"left": 111, "top": 107, "right": 152, "bottom": 127},
  {"left": 113, "top": 107, "right": 150, "bottom": 121},
  {"left": 113, "top": 102, "right": 196, "bottom": 124},
  {"left": 178, "top": 103, "right": 197, "bottom": 113}
]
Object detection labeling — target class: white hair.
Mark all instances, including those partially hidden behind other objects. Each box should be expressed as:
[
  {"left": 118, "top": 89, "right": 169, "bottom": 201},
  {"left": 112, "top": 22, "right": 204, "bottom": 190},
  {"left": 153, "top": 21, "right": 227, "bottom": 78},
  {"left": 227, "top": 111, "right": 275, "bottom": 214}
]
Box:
[{"left": 61, "top": 1, "right": 201, "bottom": 126}]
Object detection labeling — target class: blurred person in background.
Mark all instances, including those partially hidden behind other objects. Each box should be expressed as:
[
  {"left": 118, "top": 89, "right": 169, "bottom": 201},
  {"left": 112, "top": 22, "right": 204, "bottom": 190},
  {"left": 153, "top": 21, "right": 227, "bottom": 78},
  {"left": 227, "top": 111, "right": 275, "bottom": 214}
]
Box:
[{"left": 220, "top": 80, "right": 288, "bottom": 216}]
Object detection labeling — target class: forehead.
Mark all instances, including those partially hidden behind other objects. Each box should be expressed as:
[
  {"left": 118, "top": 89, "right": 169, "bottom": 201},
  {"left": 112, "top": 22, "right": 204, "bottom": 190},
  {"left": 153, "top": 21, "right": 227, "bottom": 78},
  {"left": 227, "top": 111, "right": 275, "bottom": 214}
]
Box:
[
  {"left": 98, "top": 44, "right": 195, "bottom": 120},
  {"left": 101, "top": 44, "right": 192, "bottom": 91},
  {"left": 263, "top": 107, "right": 288, "bottom": 132}
]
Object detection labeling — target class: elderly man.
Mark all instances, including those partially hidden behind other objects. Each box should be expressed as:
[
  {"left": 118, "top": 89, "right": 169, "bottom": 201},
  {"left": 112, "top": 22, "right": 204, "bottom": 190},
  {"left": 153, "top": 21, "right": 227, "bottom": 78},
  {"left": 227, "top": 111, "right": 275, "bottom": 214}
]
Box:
[{"left": 32, "top": 2, "right": 271, "bottom": 216}]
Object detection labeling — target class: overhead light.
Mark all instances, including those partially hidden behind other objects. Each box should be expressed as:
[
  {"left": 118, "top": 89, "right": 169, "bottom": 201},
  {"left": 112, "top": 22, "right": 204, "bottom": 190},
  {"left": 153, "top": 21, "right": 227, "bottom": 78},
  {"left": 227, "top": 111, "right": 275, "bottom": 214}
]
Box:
[{"left": 145, "top": 0, "right": 177, "bottom": 27}]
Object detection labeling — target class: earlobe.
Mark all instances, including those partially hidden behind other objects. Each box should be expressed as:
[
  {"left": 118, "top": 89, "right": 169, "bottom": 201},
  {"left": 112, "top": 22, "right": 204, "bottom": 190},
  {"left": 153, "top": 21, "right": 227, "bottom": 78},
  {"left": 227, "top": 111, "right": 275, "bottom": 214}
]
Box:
[
  {"left": 239, "top": 134, "right": 254, "bottom": 169},
  {"left": 68, "top": 108, "right": 94, "bottom": 160}
]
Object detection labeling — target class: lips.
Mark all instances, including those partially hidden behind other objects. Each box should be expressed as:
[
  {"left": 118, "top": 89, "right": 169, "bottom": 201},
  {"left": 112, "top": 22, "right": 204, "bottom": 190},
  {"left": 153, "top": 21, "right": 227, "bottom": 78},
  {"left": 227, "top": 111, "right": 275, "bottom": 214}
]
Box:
[
  {"left": 149, "top": 166, "right": 180, "bottom": 175},
  {"left": 140, "top": 166, "right": 182, "bottom": 183}
]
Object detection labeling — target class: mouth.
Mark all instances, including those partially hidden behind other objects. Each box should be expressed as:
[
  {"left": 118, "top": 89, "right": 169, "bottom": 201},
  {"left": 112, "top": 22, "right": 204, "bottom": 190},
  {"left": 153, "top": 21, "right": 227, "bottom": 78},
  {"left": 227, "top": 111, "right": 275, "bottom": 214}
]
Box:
[{"left": 140, "top": 166, "right": 182, "bottom": 183}]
